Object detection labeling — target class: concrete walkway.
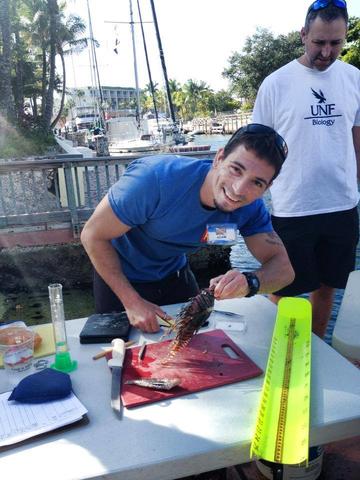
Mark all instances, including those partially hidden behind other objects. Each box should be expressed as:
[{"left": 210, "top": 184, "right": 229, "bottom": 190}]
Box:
[{"left": 55, "top": 136, "right": 96, "bottom": 158}]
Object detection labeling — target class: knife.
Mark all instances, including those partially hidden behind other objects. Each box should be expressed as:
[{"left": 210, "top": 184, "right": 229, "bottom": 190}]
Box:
[
  {"left": 108, "top": 338, "right": 125, "bottom": 419},
  {"left": 213, "top": 309, "right": 244, "bottom": 319}
]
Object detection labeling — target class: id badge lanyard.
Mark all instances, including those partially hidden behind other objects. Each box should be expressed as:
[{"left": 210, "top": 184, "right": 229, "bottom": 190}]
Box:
[{"left": 205, "top": 223, "right": 238, "bottom": 246}]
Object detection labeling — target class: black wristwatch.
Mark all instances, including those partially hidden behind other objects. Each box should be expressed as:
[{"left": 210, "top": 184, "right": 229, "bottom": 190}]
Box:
[{"left": 242, "top": 271, "right": 260, "bottom": 297}]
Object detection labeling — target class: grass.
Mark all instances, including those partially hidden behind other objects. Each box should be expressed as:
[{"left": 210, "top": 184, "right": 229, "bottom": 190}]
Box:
[
  {"left": 0, "top": 289, "right": 95, "bottom": 326},
  {"left": 0, "top": 120, "right": 57, "bottom": 159}
]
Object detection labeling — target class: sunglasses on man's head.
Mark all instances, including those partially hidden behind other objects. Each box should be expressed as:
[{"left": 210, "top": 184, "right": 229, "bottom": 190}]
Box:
[
  {"left": 228, "top": 123, "right": 288, "bottom": 163},
  {"left": 307, "top": 0, "right": 347, "bottom": 15}
]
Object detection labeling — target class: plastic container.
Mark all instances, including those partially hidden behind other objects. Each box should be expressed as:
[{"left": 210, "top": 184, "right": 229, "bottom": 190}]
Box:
[
  {"left": 256, "top": 446, "right": 324, "bottom": 480},
  {"left": 0, "top": 327, "right": 35, "bottom": 388}
]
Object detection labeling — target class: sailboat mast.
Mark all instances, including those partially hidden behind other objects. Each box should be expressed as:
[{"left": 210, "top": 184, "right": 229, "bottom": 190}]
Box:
[
  {"left": 136, "top": 0, "right": 160, "bottom": 133},
  {"left": 149, "top": 0, "right": 177, "bottom": 126},
  {"left": 86, "top": 0, "right": 106, "bottom": 128},
  {"left": 129, "top": 0, "right": 142, "bottom": 129}
]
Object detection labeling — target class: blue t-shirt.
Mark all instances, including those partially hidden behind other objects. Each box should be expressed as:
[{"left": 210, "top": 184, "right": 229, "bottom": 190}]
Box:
[{"left": 108, "top": 155, "right": 273, "bottom": 282}]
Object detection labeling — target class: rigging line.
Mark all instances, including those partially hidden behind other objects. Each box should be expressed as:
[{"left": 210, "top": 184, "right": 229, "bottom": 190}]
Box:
[
  {"left": 70, "top": 51, "right": 77, "bottom": 90},
  {"left": 86, "top": 0, "right": 106, "bottom": 128},
  {"left": 129, "top": 0, "right": 141, "bottom": 130},
  {"left": 87, "top": 41, "right": 100, "bottom": 127},
  {"left": 149, "top": 0, "right": 177, "bottom": 127},
  {"left": 87, "top": 46, "right": 99, "bottom": 127},
  {"left": 136, "top": 0, "right": 160, "bottom": 133},
  {"left": 87, "top": 19, "right": 101, "bottom": 125}
]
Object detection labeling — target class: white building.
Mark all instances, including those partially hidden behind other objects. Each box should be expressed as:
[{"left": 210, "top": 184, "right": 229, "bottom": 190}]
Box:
[{"left": 67, "top": 86, "right": 137, "bottom": 130}]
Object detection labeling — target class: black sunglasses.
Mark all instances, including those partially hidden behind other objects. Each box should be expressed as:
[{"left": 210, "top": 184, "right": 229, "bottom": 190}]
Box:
[
  {"left": 307, "top": 0, "right": 347, "bottom": 15},
  {"left": 226, "top": 123, "right": 288, "bottom": 163}
]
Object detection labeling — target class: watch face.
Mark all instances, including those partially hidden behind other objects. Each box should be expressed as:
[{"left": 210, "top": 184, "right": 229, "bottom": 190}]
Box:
[
  {"left": 244, "top": 272, "right": 260, "bottom": 297},
  {"left": 251, "top": 274, "right": 260, "bottom": 289}
]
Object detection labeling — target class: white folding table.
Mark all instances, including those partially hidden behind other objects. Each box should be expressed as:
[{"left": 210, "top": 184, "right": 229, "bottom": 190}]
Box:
[{"left": 1, "top": 295, "right": 360, "bottom": 480}]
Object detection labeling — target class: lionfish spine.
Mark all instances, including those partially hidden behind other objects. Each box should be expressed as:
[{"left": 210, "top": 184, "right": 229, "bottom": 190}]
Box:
[{"left": 162, "top": 286, "right": 215, "bottom": 363}]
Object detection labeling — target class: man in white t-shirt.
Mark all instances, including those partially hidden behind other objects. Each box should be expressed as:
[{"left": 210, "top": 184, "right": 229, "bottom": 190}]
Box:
[{"left": 252, "top": 0, "right": 360, "bottom": 337}]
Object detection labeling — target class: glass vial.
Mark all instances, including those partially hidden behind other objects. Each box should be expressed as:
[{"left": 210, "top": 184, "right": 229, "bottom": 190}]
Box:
[{"left": 48, "top": 283, "right": 77, "bottom": 372}]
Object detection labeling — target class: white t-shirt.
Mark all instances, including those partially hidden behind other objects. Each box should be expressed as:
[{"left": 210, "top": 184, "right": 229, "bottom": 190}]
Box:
[{"left": 252, "top": 59, "right": 360, "bottom": 217}]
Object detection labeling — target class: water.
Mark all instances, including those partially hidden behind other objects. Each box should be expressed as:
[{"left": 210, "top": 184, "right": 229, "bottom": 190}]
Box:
[
  {"left": 0, "top": 289, "right": 95, "bottom": 326},
  {"left": 192, "top": 133, "right": 231, "bottom": 151}
]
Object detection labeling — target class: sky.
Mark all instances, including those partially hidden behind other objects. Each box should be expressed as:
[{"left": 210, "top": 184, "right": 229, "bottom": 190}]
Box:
[{"left": 64, "top": 0, "right": 360, "bottom": 92}]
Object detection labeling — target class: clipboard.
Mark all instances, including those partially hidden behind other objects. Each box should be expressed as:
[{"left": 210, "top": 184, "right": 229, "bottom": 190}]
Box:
[
  {"left": 0, "top": 414, "right": 89, "bottom": 452},
  {"left": 0, "top": 391, "right": 88, "bottom": 449}
]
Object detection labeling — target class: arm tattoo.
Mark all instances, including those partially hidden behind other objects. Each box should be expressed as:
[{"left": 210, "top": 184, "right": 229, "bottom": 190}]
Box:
[{"left": 265, "top": 231, "right": 284, "bottom": 246}]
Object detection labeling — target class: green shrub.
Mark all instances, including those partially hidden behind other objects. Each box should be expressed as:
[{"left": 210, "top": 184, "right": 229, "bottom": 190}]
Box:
[{"left": 0, "top": 124, "right": 56, "bottom": 159}]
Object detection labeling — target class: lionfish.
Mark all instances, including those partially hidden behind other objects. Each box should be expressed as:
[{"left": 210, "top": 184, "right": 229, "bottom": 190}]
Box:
[
  {"left": 162, "top": 286, "right": 215, "bottom": 363},
  {"left": 125, "top": 377, "right": 181, "bottom": 390}
]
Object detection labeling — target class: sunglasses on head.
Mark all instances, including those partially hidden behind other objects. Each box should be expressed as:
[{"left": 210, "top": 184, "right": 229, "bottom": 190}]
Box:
[
  {"left": 307, "top": 0, "right": 347, "bottom": 15},
  {"left": 228, "top": 123, "right": 288, "bottom": 163}
]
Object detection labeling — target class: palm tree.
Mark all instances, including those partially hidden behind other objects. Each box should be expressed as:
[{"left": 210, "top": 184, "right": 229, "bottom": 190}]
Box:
[
  {"left": 0, "top": 0, "right": 15, "bottom": 120},
  {"left": 181, "top": 79, "right": 211, "bottom": 120},
  {"left": 172, "top": 91, "right": 186, "bottom": 120},
  {"left": 51, "top": 13, "right": 87, "bottom": 128},
  {"left": 41, "top": 0, "right": 58, "bottom": 132},
  {"left": 10, "top": 0, "right": 25, "bottom": 121},
  {"left": 144, "top": 81, "right": 159, "bottom": 95},
  {"left": 21, "top": 0, "right": 51, "bottom": 118},
  {"left": 20, "top": 0, "right": 87, "bottom": 132},
  {"left": 168, "top": 79, "right": 180, "bottom": 95}
]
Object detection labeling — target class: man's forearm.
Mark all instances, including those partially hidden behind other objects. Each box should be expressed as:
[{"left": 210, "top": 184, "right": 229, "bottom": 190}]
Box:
[
  {"left": 256, "top": 253, "right": 295, "bottom": 294},
  {"left": 245, "top": 232, "right": 295, "bottom": 295},
  {"left": 82, "top": 238, "right": 141, "bottom": 308}
]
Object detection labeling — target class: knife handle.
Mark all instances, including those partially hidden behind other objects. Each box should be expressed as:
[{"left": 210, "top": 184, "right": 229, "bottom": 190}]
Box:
[{"left": 108, "top": 338, "right": 125, "bottom": 367}]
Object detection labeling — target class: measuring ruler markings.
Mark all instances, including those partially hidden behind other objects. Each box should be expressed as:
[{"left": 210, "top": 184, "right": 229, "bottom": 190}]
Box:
[{"left": 250, "top": 297, "right": 312, "bottom": 466}]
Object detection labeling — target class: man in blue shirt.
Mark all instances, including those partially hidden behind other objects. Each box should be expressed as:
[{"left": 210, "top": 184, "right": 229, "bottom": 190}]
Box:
[{"left": 81, "top": 124, "right": 294, "bottom": 332}]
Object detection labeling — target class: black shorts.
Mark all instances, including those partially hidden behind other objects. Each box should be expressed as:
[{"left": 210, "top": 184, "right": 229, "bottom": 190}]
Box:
[
  {"left": 93, "top": 263, "right": 200, "bottom": 314},
  {"left": 271, "top": 207, "right": 359, "bottom": 296}
]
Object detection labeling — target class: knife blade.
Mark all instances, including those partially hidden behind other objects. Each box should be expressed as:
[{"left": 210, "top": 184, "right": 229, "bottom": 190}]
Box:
[
  {"left": 213, "top": 309, "right": 244, "bottom": 318},
  {"left": 138, "top": 341, "right": 147, "bottom": 362},
  {"left": 108, "top": 338, "right": 125, "bottom": 419}
]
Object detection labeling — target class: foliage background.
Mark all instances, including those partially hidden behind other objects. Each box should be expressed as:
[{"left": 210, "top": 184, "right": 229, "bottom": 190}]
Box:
[{"left": 0, "top": 0, "right": 359, "bottom": 157}]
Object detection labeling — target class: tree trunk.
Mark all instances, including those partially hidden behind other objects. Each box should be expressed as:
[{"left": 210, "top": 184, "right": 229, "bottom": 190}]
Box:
[
  {"left": 13, "top": 28, "right": 24, "bottom": 123},
  {"left": 41, "top": 48, "right": 47, "bottom": 117},
  {"left": 51, "top": 46, "right": 66, "bottom": 129},
  {"left": 0, "top": 0, "right": 14, "bottom": 121},
  {"left": 42, "top": 0, "right": 58, "bottom": 133},
  {"left": 32, "top": 95, "right": 38, "bottom": 120},
  {"left": 10, "top": 0, "right": 24, "bottom": 123}
]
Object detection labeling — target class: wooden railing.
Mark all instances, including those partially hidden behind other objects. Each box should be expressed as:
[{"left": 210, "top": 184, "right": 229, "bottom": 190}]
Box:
[
  {"left": 190, "top": 112, "right": 253, "bottom": 135},
  {"left": 0, "top": 150, "right": 216, "bottom": 241}
]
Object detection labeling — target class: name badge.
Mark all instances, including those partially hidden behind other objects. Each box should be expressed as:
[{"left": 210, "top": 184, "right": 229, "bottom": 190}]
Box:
[{"left": 206, "top": 223, "right": 238, "bottom": 245}]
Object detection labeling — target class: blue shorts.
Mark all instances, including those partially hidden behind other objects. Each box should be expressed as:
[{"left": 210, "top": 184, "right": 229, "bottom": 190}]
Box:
[{"left": 271, "top": 207, "right": 359, "bottom": 296}]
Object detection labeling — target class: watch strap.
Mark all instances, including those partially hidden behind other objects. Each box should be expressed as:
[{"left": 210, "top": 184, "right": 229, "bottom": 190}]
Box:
[{"left": 243, "top": 271, "right": 260, "bottom": 298}]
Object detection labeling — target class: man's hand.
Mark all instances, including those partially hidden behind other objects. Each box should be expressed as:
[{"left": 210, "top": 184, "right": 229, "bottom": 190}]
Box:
[
  {"left": 209, "top": 231, "right": 295, "bottom": 300},
  {"left": 125, "top": 299, "right": 169, "bottom": 333},
  {"left": 210, "top": 270, "right": 249, "bottom": 300}
]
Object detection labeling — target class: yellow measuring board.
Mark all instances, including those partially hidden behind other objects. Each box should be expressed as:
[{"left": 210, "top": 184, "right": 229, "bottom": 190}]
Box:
[{"left": 251, "top": 297, "right": 312, "bottom": 465}]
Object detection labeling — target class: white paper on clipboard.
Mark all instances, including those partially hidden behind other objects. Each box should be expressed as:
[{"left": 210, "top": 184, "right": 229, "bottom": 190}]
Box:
[{"left": 0, "top": 391, "right": 87, "bottom": 447}]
